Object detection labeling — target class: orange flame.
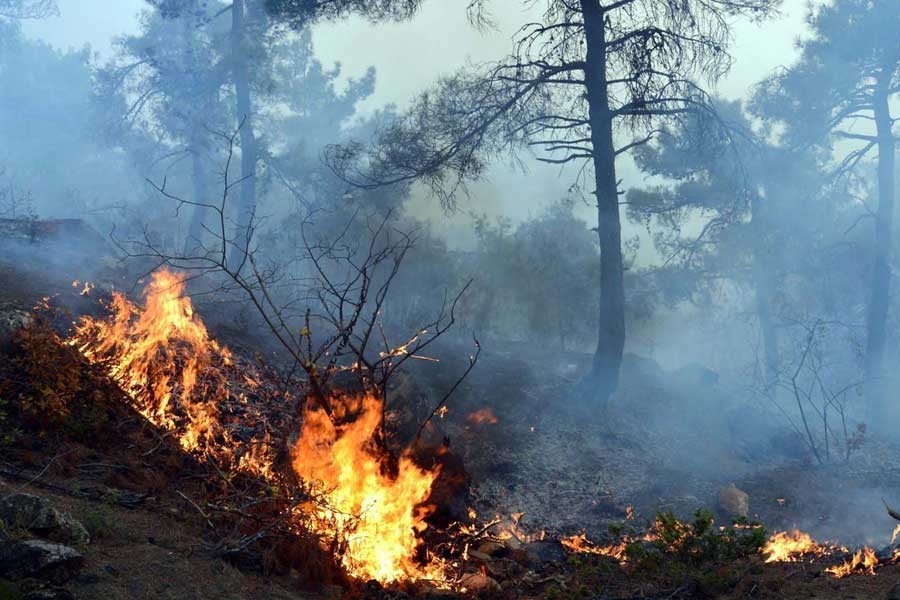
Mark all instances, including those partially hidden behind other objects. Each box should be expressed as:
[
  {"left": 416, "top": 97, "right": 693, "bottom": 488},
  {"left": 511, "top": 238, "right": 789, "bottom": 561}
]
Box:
[
  {"left": 466, "top": 407, "right": 498, "bottom": 426},
  {"left": 825, "top": 547, "right": 878, "bottom": 578},
  {"left": 762, "top": 530, "right": 831, "bottom": 563},
  {"left": 561, "top": 532, "right": 629, "bottom": 562},
  {"left": 68, "top": 269, "right": 449, "bottom": 585},
  {"left": 291, "top": 394, "right": 445, "bottom": 583},
  {"left": 70, "top": 269, "right": 229, "bottom": 453}
]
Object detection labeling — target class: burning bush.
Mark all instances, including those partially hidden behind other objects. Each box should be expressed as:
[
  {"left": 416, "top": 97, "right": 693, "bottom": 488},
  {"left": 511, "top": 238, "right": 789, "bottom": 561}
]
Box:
[
  {"left": 58, "top": 269, "right": 454, "bottom": 586},
  {"left": 70, "top": 269, "right": 232, "bottom": 454},
  {"left": 292, "top": 393, "right": 446, "bottom": 583}
]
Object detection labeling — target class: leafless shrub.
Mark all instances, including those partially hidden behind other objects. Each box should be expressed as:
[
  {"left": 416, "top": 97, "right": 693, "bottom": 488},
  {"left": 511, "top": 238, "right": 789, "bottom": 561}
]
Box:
[
  {"left": 771, "top": 319, "right": 866, "bottom": 464},
  {"left": 113, "top": 122, "right": 479, "bottom": 435}
]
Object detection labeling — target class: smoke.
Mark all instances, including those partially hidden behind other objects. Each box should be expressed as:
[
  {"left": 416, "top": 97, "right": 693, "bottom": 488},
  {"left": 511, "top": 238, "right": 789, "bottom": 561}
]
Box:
[{"left": 2, "top": 0, "right": 898, "bottom": 553}]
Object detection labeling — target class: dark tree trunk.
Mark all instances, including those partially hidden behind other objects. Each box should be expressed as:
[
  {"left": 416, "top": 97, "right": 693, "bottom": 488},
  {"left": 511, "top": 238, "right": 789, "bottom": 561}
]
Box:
[
  {"left": 229, "top": 0, "right": 258, "bottom": 269},
  {"left": 581, "top": 0, "right": 626, "bottom": 406},
  {"left": 865, "top": 75, "right": 895, "bottom": 417},
  {"left": 750, "top": 193, "right": 779, "bottom": 399}
]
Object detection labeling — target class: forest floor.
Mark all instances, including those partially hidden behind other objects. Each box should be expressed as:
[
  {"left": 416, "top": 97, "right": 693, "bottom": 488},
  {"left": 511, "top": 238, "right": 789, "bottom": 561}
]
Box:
[
  {"left": 411, "top": 341, "right": 900, "bottom": 548},
  {"left": 0, "top": 474, "right": 310, "bottom": 600},
  {"left": 3, "top": 223, "right": 900, "bottom": 599}
]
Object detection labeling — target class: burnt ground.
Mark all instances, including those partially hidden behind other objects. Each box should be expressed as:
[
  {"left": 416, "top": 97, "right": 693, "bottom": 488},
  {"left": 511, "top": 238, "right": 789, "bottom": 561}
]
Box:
[
  {"left": 4, "top": 225, "right": 900, "bottom": 598},
  {"left": 405, "top": 342, "right": 900, "bottom": 549}
]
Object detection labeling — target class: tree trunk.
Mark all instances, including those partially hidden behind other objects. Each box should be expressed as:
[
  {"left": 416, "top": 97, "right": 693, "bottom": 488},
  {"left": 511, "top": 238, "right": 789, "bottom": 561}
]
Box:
[
  {"left": 183, "top": 13, "right": 207, "bottom": 255},
  {"left": 185, "top": 125, "right": 208, "bottom": 254},
  {"left": 581, "top": 0, "right": 626, "bottom": 406},
  {"left": 750, "top": 193, "right": 779, "bottom": 400},
  {"left": 865, "top": 77, "right": 895, "bottom": 418},
  {"left": 229, "top": 0, "right": 258, "bottom": 269}
]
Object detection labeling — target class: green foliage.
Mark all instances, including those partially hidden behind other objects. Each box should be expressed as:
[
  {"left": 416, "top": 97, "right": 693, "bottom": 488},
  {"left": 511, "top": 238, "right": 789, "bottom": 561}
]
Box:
[
  {"left": 79, "top": 505, "right": 116, "bottom": 540},
  {"left": 469, "top": 201, "right": 602, "bottom": 349},
  {"left": 552, "top": 510, "right": 767, "bottom": 599},
  {"left": 631, "top": 510, "right": 766, "bottom": 568}
]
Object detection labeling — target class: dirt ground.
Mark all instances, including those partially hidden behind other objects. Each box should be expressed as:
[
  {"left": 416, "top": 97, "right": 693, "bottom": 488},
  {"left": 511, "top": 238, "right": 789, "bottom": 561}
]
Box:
[{"left": 0, "top": 475, "right": 314, "bottom": 600}]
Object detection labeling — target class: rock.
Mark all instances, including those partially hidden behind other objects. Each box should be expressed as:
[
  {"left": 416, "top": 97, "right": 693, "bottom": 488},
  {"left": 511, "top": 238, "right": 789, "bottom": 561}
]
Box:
[
  {"left": 468, "top": 550, "right": 492, "bottom": 562},
  {"left": 458, "top": 573, "right": 500, "bottom": 595},
  {"left": 718, "top": 484, "right": 749, "bottom": 518},
  {"left": 484, "top": 557, "right": 523, "bottom": 580},
  {"left": 0, "top": 494, "right": 90, "bottom": 545},
  {"left": 0, "top": 540, "right": 84, "bottom": 584},
  {"left": 525, "top": 540, "right": 567, "bottom": 566},
  {"left": 0, "top": 303, "right": 31, "bottom": 344},
  {"left": 417, "top": 584, "right": 457, "bottom": 600}
]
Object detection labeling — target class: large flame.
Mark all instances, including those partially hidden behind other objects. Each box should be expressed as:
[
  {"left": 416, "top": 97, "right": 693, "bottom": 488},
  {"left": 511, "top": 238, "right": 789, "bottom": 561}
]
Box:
[
  {"left": 70, "top": 269, "right": 229, "bottom": 452},
  {"left": 292, "top": 394, "right": 445, "bottom": 583},
  {"left": 762, "top": 530, "right": 831, "bottom": 563}
]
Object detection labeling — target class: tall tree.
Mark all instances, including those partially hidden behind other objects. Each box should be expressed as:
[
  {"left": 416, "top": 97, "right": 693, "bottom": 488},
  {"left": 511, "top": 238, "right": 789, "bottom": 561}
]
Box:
[
  {"left": 96, "top": 1, "right": 231, "bottom": 250},
  {"left": 626, "top": 100, "right": 839, "bottom": 399},
  {"left": 328, "top": 0, "right": 778, "bottom": 406},
  {"left": 755, "top": 0, "right": 899, "bottom": 419},
  {"left": 175, "top": 0, "right": 422, "bottom": 268},
  {"left": 229, "top": 0, "right": 263, "bottom": 267},
  {"left": 262, "top": 0, "right": 420, "bottom": 24}
]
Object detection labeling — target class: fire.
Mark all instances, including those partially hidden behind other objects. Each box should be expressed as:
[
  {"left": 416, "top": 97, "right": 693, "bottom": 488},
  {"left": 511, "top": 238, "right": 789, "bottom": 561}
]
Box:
[
  {"left": 762, "top": 530, "right": 831, "bottom": 563},
  {"left": 291, "top": 394, "right": 445, "bottom": 583},
  {"left": 561, "top": 532, "right": 629, "bottom": 562},
  {"left": 466, "top": 407, "right": 498, "bottom": 426},
  {"left": 70, "top": 269, "right": 230, "bottom": 453},
  {"left": 825, "top": 547, "right": 878, "bottom": 578},
  {"left": 69, "top": 269, "right": 448, "bottom": 585}
]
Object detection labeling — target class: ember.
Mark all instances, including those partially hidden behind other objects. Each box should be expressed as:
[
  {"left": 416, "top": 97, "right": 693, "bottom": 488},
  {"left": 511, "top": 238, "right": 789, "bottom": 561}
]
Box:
[{"left": 466, "top": 407, "right": 498, "bottom": 426}]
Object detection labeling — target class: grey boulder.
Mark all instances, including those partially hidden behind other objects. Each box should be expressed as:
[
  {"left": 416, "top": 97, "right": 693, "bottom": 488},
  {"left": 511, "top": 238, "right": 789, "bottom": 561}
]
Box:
[{"left": 0, "top": 493, "right": 90, "bottom": 545}]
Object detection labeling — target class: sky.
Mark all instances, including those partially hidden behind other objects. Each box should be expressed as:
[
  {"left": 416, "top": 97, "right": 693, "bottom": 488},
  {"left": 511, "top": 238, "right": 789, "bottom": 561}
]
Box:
[{"left": 21, "top": 0, "right": 811, "bottom": 249}]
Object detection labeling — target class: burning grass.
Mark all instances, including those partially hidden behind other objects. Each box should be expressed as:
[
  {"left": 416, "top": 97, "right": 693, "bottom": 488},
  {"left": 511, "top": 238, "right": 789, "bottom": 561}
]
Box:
[
  {"left": 69, "top": 269, "right": 235, "bottom": 455},
  {"left": 763, "top": 529, "right": 896, "bottom": 580},
  {"left": 762, "top": 529, "right": 832, "bottom": 563}
]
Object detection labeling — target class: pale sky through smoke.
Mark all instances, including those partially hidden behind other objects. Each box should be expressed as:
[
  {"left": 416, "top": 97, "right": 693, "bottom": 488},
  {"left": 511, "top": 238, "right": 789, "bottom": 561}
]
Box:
[{"left": 22, "top": 0, "right": 810, "bottom": 251}]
